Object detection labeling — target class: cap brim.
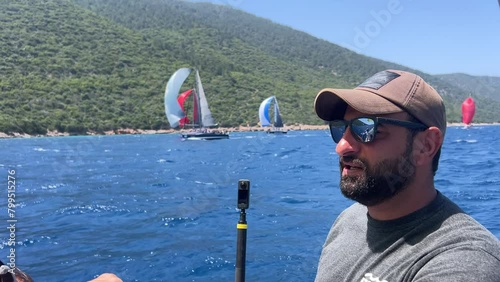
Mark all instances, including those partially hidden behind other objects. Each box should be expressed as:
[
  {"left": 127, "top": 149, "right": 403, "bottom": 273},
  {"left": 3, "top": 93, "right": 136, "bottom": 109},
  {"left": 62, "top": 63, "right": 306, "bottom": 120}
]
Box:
[{"left": 314, "top": 88, "right": 403, "bottom": 121}]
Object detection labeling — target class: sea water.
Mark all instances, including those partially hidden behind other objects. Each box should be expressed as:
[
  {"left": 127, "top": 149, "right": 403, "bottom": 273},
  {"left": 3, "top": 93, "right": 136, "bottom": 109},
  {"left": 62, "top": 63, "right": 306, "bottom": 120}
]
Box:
[{"left": 0, "top": 126, "right": 499, "bottom": 281}]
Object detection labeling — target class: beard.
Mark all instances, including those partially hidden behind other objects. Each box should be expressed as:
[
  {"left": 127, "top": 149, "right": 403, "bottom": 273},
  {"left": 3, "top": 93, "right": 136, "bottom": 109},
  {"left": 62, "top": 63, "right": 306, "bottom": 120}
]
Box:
[{"left": 339, "top": 137, "right": 416, "bottom": 206}]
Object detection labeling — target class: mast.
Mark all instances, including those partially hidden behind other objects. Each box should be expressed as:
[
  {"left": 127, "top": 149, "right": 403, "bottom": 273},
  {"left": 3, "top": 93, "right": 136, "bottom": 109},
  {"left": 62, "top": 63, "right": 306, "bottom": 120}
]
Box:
[{"left": 192, "top": 87, "right": 201, "bottom": 128}]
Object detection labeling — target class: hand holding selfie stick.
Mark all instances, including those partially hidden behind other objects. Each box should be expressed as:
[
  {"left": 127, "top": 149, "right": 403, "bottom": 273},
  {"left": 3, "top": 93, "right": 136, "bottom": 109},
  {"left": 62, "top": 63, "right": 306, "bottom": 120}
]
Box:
[{"left": 235, "top": 179, "right": 250, "bottom": 282}]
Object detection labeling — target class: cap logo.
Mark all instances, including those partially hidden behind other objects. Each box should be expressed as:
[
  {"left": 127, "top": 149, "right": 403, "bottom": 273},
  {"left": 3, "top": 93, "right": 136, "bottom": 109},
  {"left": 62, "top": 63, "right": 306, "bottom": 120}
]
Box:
[{"left": 357, "top": 70, "right": 400, "bottom": 90}]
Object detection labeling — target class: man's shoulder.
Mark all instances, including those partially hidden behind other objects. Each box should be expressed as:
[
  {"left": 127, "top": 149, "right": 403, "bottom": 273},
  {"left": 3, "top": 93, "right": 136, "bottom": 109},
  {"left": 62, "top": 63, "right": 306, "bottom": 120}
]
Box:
[{"left": 338, "top": 203, "right": 367, "bottom": 218}]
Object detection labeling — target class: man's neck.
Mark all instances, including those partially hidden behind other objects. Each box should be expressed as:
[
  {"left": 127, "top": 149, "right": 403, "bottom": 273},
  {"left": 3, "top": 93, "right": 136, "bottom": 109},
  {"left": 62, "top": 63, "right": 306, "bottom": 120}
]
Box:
[{"left": 367, "top": 180, "right": 437, "bottom": 221}]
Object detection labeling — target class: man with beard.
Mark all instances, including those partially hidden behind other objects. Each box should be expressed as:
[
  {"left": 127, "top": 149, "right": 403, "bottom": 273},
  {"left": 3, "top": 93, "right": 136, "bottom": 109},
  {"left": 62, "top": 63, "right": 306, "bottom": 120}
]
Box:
[{"left": 313, "top": 70, "right": 500, "bottom": 282}]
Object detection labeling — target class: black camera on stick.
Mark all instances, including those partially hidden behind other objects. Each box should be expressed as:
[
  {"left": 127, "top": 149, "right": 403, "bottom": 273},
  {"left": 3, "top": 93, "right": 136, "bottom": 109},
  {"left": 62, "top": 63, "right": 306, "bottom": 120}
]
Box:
[{"left": 237, "top": 179, "right": 250, "bottom": 210}]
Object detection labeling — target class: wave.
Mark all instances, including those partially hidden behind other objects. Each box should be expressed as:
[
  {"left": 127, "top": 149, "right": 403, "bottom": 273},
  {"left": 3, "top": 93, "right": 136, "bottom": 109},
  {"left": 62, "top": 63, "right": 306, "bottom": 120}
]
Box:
[
  {"left": 452, "top": 139, "right": 478, "bottom": 143},
  {"left": 57, "top": 204, "right": 131, "bottom": 215}
]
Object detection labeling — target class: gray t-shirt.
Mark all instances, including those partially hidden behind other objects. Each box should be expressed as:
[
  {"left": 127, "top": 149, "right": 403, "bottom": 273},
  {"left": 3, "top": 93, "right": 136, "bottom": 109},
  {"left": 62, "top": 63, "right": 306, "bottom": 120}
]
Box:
[{"left": 315, "top": 191, "right": 500, "bottom": 282}]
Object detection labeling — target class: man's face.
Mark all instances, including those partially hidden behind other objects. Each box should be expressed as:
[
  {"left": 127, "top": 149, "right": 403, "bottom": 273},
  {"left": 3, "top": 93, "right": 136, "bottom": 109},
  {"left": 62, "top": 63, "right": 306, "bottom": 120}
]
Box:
[{"left": 335, "top": 107, "right": 417, "bottom": 206}]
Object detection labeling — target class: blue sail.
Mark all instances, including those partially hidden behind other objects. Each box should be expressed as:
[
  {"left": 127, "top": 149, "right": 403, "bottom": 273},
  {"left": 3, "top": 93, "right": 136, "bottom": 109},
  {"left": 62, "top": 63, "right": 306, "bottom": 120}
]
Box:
[{"left": 259, "top": 96, "right": 274, "bottom": 127}]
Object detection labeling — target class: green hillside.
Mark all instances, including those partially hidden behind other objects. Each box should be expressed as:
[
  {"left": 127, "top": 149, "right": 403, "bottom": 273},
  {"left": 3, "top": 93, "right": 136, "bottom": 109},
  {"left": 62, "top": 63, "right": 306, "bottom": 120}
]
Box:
[
  {"left": 1, "top": 0, "right": 499, "bottom": 135},
  {"left": 436, "top": 73, "right": 500, "bottom": 102}
]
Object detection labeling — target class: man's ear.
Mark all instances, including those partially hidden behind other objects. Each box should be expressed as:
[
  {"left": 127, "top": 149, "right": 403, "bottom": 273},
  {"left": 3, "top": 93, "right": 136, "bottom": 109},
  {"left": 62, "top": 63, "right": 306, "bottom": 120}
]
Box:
[{"left": 413, "top": 127, "right": 443, "bottom": 166}]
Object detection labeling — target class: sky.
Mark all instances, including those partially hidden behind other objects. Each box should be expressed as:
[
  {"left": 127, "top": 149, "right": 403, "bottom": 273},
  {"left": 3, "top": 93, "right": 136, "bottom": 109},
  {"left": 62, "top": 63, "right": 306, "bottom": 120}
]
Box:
[{"left": 194, "top": 0, "right": 500, "bottom": 77}]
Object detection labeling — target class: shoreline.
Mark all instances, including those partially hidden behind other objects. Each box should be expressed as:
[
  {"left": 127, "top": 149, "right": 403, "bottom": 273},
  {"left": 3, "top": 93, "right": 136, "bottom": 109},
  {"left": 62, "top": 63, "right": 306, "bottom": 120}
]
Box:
[
  {"left": 0, "top": 124, "right": 328, "bottom": 139},
  {"left": 0, "top": 123, "right": 498, "bottom": 139}
]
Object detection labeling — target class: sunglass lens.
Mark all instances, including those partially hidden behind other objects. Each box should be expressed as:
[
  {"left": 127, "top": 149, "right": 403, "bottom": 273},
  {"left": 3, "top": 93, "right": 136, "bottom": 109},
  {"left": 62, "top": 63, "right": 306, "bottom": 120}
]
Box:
[
  {"left": 329, "top": 121, "right": 346, "bottom": 143},
  {"left": 351, "top": 117, "right": 376, "bottom": 142}
]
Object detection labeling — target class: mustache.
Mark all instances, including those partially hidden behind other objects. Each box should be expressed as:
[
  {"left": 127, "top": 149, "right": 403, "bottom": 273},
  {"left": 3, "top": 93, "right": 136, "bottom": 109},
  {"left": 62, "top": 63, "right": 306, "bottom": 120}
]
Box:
[{"left": 339, "top": 156, "right": 367, "bottom": 169}]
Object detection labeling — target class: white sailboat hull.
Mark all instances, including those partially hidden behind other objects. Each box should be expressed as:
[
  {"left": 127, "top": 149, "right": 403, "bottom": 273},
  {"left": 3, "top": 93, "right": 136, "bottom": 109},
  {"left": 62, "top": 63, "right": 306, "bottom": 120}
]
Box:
[{"left": 181, "top": 131, "right": 229, "bottom": 140}]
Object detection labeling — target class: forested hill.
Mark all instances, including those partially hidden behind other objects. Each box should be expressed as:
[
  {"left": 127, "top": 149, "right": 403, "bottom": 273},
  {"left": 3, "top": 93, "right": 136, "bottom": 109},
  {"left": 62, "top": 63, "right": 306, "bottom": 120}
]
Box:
[
  {"left": 435, "top": 73, "right": 500, "bottom": 102},
  {"left": 1, "top": 0, "right": 499, "bottom": 135}
]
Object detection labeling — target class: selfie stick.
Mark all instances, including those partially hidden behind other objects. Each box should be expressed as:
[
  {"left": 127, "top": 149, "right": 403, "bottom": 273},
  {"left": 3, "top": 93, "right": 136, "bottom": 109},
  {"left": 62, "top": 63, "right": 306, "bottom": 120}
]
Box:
[{"left": 235, "top": 179, "right": 250, "bottom": 282}]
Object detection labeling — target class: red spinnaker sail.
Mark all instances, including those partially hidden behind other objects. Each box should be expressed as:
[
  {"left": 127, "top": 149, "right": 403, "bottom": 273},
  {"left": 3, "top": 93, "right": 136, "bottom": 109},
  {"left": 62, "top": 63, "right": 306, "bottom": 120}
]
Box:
[
  {"left": 178, "top": 89, "right": 193, "bottom": 127},
  {"left": 461, "top": 97, "right": 476, "bottom": 125}
]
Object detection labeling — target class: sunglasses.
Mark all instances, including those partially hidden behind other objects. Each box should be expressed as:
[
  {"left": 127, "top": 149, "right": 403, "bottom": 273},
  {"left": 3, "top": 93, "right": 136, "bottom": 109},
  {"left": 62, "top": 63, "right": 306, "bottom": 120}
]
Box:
[{"left": 329, "top": 117, "right": 428, "bottom": 143}]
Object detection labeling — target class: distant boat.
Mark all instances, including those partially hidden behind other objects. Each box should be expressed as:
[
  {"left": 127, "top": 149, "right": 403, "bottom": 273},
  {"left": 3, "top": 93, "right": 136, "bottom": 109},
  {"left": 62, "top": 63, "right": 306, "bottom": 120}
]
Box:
[
  {"left": 461, "top": 97, "right": 476, "bottom": 127},
  {"left": 164, "top": 68, "right": 229, "bottom": 140},
  {"left": 258, "top": 96, "right": 287, "bottom": 134}
]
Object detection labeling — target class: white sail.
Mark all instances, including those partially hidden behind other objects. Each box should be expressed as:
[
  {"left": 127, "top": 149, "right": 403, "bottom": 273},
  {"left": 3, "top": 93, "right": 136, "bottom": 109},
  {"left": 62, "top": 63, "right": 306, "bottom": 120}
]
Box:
[
  {"left": 164, "top": 68, "right": 192, "bottom": 128},
  {"left": 195, "top": 69, "right": 216, "bottom": 127}
]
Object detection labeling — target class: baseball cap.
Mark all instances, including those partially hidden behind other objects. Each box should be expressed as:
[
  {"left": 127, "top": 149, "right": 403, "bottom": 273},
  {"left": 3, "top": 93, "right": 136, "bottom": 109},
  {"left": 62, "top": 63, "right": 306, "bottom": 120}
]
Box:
[{"left": 314, "top": 70, "right": 447, "bottom": 136}]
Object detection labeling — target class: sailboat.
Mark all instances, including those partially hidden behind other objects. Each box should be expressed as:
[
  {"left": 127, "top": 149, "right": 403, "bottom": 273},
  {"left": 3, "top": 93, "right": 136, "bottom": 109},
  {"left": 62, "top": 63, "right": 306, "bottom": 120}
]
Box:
[
  {"left": 258, "top": 96, "right": 287, "bottom": 134},
  {"left": 164, "top": 68, "right": 229, "bottom": 140},
  {"left": 461, "top": 96, "right": 476, "bottom": 128}
]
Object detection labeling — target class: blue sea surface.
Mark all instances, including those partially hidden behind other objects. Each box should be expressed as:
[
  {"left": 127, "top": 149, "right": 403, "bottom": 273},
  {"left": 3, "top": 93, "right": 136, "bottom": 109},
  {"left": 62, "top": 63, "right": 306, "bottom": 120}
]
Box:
[{"left": 0, "top": 126, "right": 499, "bottom": 281}]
